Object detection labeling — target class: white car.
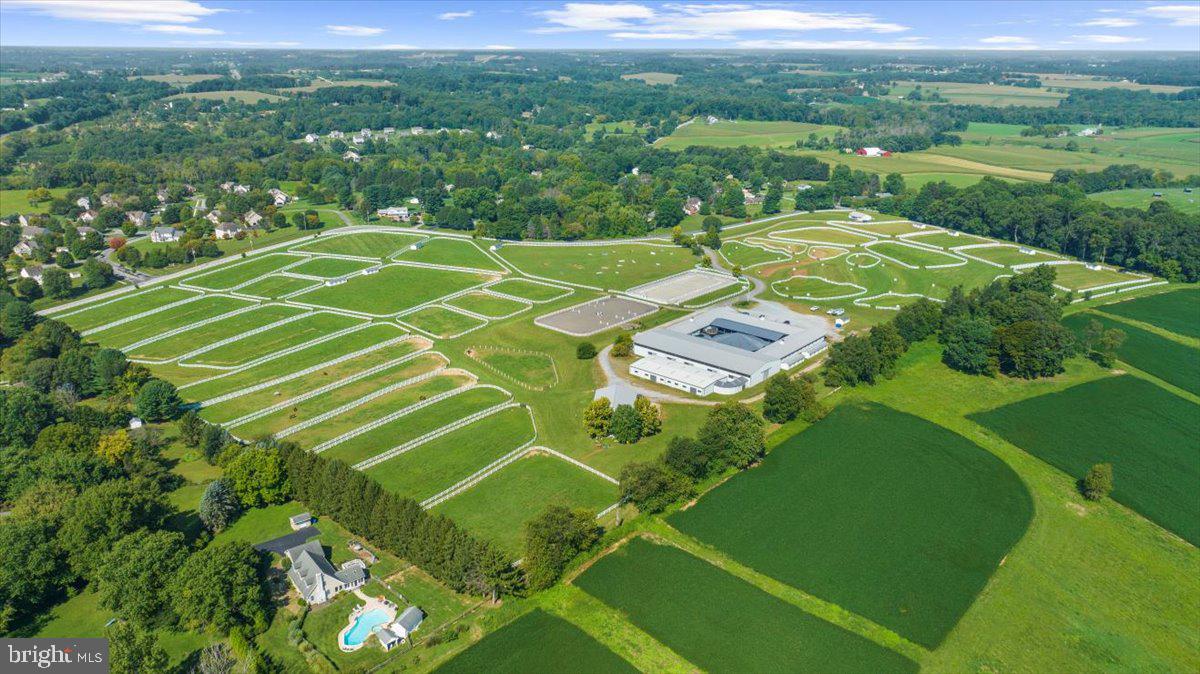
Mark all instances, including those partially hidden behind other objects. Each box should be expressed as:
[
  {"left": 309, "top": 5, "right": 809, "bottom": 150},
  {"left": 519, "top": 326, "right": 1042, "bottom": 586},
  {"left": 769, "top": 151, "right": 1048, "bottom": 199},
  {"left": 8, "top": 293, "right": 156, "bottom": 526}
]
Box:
[{"left": 809, "top": 306, "right": 820, "bottom": 311}]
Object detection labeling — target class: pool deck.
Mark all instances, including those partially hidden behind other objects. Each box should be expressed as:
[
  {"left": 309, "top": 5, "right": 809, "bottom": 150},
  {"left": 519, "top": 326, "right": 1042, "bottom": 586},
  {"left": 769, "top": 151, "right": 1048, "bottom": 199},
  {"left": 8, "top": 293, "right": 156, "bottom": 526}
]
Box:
[{"left": 338, "top": 593, "right": 398, "bottom": 652}]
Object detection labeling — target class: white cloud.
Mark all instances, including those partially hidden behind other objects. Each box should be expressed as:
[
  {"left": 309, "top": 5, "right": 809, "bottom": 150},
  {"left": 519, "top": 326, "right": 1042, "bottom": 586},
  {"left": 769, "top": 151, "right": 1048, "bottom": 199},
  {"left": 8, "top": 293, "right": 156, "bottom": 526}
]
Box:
[
  {"left": 1143, "top": 5, "right": 1200, "bottom": 26},
  {"left": 736, "top": 37, "right": 933, "bottom": 50},
  {"left": 536, "top": 3, "right": 655, "bottom": 32},
  {"left": 978, "top": 35, "right": 1034, "bottom": 44},
  {"left": 325, "top": 24, "right": 387, "bottom": 36},
  {"left": 1078, "top": 17, "right": 1139, "bottom": 27},
  {"left": 144, "top": 24, "right": 222, "bottom": 35},
  {"left": 1072, "top": 34, "right": 1147, "bottom": 43},
  {"left": 3, "top": 0, "right": 223, "bottom": 24},
  {"left": 439, "top": 11, "right": 475, "bottom": 20}
]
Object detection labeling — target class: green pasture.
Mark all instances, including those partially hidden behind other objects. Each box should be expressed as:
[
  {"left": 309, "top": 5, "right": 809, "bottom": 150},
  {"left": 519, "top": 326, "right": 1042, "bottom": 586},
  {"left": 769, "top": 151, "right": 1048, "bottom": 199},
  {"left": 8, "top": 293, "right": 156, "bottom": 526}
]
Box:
[
  {"left": 183, "top": 312, "right": 364, "bottom": 368},
  {"left": 0, "top": 187, "right": 69, "bottom": 214},
  {"left": 319, "top": 386, "right": 511, "bottom": 466},
  {"left": 187, "top": 254, "right": 303, "bottom": 290},
  {"left": 901, "top": 172, "right": 1003, "bottom": 189},
  {"left": 396, "top": 237, "right": 506, "bottom": 271},
  {"left": 959, "top": 245, "right": 1060, "bottom": 267},
  {"left": 180, "top": 323, "right": 407, "bottom": 403},
  {"left": 87, "top": 295, "right": 255, "bottom": 349},
  {"left": 672, "top": 402, "right": 1032, "bottom": 649},
  {"left": 130, "top": 73, "right": 222, "bottom": 85},
  {"left": 657, "top": 119, "right": 842, "bottom": 149},
  {"left": 620, "top": 72, "right": 679, "bottom": 85},
  {"left": 435, "top": 452, "right": 618, "bottom": 555},
  {"left": 681, "top": 281, "right": 746, "bottom": 307},
  {"left": 166, "top": 90, "right": 286, "bottom": 103},
  {"left": 867, "top": 241, "right": 966, "bottom": 267},
  {"left": 234, "top": 275, "right": 318, "bottom": 299},
  {"left": 437, "top": 609, "right": 637, "bottom": 674},
  {"left": 903, "top": 230, "right": 991, "bottom": 248},
  {"left": 804, "top": 149, "right": 1054, "bottom": 183},
  {"left": 497, "top": 243, "right": 697, "bottom": 290},
  {"left": 718, "top": 240, "right": 790, "bottom": 268},
  {"left": 1052, "top": 264, "right": 1140, "bottom": 291},
  {"left": 366, "top": 405, "right": 536, "bottom": 502},
  {"left": 487, "top": 278, "right": 573, "bottom": 302},
  {"left": 1090, "top": 188, "right": 1200, "bottom": 214},
  {"left": 58, "top": 286, "right": 199, "bottom": 332},
  {"left": 1095, "top": 287, "right": 1200, "bottom": 339},
  {"left": 845, "top": 220, "right": 927, "bottom": 236},
  {"left": 127, "top": 304, "right": 305, "bottom": 361},
  {"left": 773, "top": 226, "right": 875, "bottom": 246},
  {"left": 469, "top": 348, "right": 558, "bottom": 389},
  {"left": 887, "top": 80, "right": 1066, "bottom": 107},
  {"left": 772, "top": 275, "right": 863, "bottom": 299},
  {"left": 971, "top": 376, "right": 1200, "bottom": 546},
  {"left": 402, "top": 306, "right": 487, "bottom": 337},
  {"left": 292, "top": 231, "right": 423, "bottom": 259},
  {"left": 575, "top": 537, "right": 919, "bottom": 673},
  {"left": 446, "top": 292, "right": 528, "bottom": 318},
  {"left": 293, "top": 265, "right": 490, "bottom": 315},
  {"left": 286, "top": 257, "right": 374, "bottom": 277},
  {"left": 1064, "top": 312, "right": 1200, "bottom": 396}
]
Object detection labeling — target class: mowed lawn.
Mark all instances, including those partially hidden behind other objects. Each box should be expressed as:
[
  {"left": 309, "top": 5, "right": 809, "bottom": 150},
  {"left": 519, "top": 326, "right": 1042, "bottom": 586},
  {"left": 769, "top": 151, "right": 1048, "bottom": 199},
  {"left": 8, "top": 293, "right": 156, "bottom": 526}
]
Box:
[
  {"left": 574, "top": 537, "right": 919, "bottom": 674},
  {"left": 397, "top": 237, "right": 506, "bottom": 271},
  {"left": 867, "top": 241, "right": 966, "bottom": 267},
  {"left": 970, "top": 376, "right": 1200, "bottom": 546},
  {"left": 470, "top": 348, "right": 558, "bottom": 389},
  {"left": 437, "top": 609, "right": 637, "bottom": 674},
  {"left": 366, "top": 405, "right": 535, "bottom": 502},
  {"left": 434, "top": 452, "right": 618, "bottom": 555},
  {"left": 292, "top": 231, "right": 423, "bottom": 259},
  {"left": 1050, "top": 264, "right": 1137, "bottom": 291},
  {"left": 670, "top": 403, "right": 1033, "bottom": 649},
  {"left": 445, "top": 292, "right": 528, "bottom": 318},
  {"left": 402, "top": 306, "right": 486, "bottom": 337},
  {"left": 486, "top": 278, "right": 572, "bottom": 302},
  {"left": 286, "top": 257, "right": 374, "bottom": 277},
  {"left": 293, "top": 265, "right": 491, "bottom": 315},
  {"left": 497, "top": 244, "right": 697, "bottom": 290},
  {"left": 234, "top": 275, "right": 318, "bottom": 299},
  {"left": 1095, "top": 288, "right": 1200, "bottom": 339},
  {"left": 127, "top": 304, "right": 306, "bottom": 361},
  {"left": 1063, "top": 313, "right": 1200, "bottom": 396},
  {"left": 961, "top": 245, "right": 1060, "bottom": 267},
  {"left": 182, "top": 311, "right": 363, "bottom": 367},
  {"left": 58, "top": 286, "right": 200, "bottom": 332},
  {"left": 186, "top": 253, "right": 304, "bottom": 290},
  {"left": 87, "top": 295, "right": 255, "bottom": 348},
  {"left": 719, "top": 240, "right": 790, "bottom": 268}
]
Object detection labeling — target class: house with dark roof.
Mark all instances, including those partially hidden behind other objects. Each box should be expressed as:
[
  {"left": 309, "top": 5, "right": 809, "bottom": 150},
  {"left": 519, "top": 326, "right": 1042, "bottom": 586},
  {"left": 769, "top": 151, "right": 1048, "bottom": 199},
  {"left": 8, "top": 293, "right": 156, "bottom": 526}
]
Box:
[{"left": 284, "top": 540, "right": 367, "bottom": 605}]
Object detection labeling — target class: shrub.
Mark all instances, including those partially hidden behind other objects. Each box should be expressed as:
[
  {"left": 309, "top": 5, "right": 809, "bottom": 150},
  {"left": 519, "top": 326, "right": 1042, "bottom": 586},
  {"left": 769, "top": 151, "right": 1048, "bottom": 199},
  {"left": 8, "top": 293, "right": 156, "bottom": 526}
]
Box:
[
  {"left": 576, "top": 342, "right": 597, "bottom": 359},
  {"left": 1083, "top": 463, "right": 1114, "bottom": 501}
]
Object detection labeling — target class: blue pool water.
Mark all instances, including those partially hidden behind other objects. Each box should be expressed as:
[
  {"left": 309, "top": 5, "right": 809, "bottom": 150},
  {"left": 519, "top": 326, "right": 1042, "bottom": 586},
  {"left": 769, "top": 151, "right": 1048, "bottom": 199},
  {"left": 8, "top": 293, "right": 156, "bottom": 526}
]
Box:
[{"left": 342, "top": 608, "right": 392, "bottom": 647}]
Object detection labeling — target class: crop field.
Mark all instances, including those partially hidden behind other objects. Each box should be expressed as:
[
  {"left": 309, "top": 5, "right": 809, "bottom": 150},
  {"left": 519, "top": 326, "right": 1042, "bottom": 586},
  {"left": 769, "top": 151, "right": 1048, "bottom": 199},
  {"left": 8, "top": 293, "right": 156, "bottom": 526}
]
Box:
[
  {"left": 886, "top": 80, "right": 1067, "bottom": 107},
  {"left": 718, "top": 240, "right": 790, "bottom": 268},
  {"left": 401, "top": 306, "right": 486, "bottom": 337},
  {"left": 1029, "top": 73, "right": 1188, "bottom": 94},
  {"left": 166, "top": 90, "right": 287, "bottom": 103},
  {"left": 126, "top": 304, "right": 307, "bottom": 361},
  {"left": 956, "top": 126, "right": 1200, "bottom": 177},
  {"left": 365, "top": 405, "right": 536, "bottom": 502},
  {"left": 286, "top": 257, "right": 374, "bottom": 277},
  {"left": 186, "top": 254, "right": 304, "bottom": 290},
  {"left": 435, "top": 452, "right": 618, "bottom": 554},
  {"left": 85, "top": 295, "right": 255, "bottom": 348},
  {"left": 960, "top": 245, "right": 1060, "bottom": 267},
  {"left": 497, "top": 243, "right": 697, "bottom": 290},
  {"left": 1090, "top": 188, "right": 1200, "bottom": 214},
  {"left": 56, "top": 286, "right": 200, "bottom": 331},
  {"left": 486, "top": 278, "right": 573, "bottom": 302},
  {"left": 620, "top": 71, "right": 679, "bottom": 85},
  {"left": 317, "top": 385, "right": 511, "bottom": 466},
  {"left": 292, "top": 231, "right": 424, "bottom": 259},
  {"left": 657, "top": 119, "right": 843, "bottom": 149},
  {"left": 439, "top": 609, "right": 637, "bottom": 674},
  {"left": 292, "top": 265, "right": 491, "bottom": 315},
  {"left": 671, "top": 403, "right": 1033, "bottom": 649},
  {"left": 233, "top": 275, "right": 317, "bottom": 299},
  {"left": 1064, "top": 313, "right": 1200, "bottom": 396},
  {"left": 181, "top": 312, "right": 364, "bottom": 367},
  {"left": 445, "top": 292, "right": 528, "bottom": 318},
  {"left": 396, "top": 237, "right": 506, "bottom": 270},
  {"left": 970, "top": 376, "right": 1200, "bottom": 546},
  {"left": 1095, "top": 288, "right": 1200, "bottom": 339},
  {"left": 575, "top": 537, "right": 920, "bottom": 673}
]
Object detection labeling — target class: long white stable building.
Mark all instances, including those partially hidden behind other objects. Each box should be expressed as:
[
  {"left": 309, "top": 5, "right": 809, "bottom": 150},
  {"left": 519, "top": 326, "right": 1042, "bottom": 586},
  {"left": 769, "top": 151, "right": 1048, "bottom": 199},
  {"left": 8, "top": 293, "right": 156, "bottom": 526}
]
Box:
[{"left": 629, "top": 306, "right": 828, "bottom": 396}]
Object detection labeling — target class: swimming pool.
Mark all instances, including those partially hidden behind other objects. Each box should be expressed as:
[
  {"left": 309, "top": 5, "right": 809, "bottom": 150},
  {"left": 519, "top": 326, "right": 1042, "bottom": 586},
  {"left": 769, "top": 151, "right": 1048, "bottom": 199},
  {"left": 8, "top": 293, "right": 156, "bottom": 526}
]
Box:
[{"left": 341, "top": 608, "right": 392, "bottom": 648}]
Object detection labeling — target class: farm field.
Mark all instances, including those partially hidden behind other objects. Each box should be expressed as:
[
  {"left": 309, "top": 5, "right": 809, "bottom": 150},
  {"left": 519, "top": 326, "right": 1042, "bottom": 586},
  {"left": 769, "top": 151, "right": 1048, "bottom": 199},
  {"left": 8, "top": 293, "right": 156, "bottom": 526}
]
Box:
[
  {"left": 971, "top": 376, "right": 1200, "bottom": 547},
  {"left": 181, "top": 311, "right": 363, "bottom": 367},
  {"left": 292, "top": 231, "right": 423, "bottom": 259},
  {"left": 130, "top": 73, "right": 222, "bottom": 84},
  {"left": 1063, "top": 312, "right": 1200, "bottom": 396},
  {"left": 286, "top": 256, "right": 374, "bottom": 277},
  {"left": 365, "top": 405, "right": 536, "bottom": 502},
  {"left": 497, "top": 243, "right": 698, "bottom": 290},
  {"left": 801, "top": 149, "right": 1054, "bottom": 182},
  {"left": 487, "top": 278, "right": 573, "bottom": 302},
  {"left": 657, "top": 119, "right": 843, "bottom": 149},
  {"left": 125, "top": 304, "right": 306, "bottom": 361},
  {"left": 438, "top": 609, "right": 637, "bottom": 674},
  {"left": 1051, "top": 264, "right": 1141, "bottom": 292},
  {"left": 886, "top": 80, "right": 1067, "bottom": 107},
  {"left": 1090, "top": 187, "right": 1200, "bottom": 214},
  {"left": 186, "top": 253, "right": 303, "bottom": 290},
  {"left": 435, "top": 452, "right": 618, "bottom": 554},
  {"left": 233, "top": 275, "right": 317, "bottom": 299},
  {"left": 866, "top": 240, "right": 965, "bottom": 268},
  {"left": 55, "top": 286, "right": 200, "bottom": 331},
  {"left": 1095, "top": 288, "right": 1200, "bottom": 339},
  {"left": 85, "top": 295, "right": 255, "bottom": 348},
  {"left": 0, "top": 187, "right": 69, "bottom": 214},
  {"left": 445, "top": 292, "right": 528, "bottom": 318},
  {"left": 166, "top": 90, "right": 286, "bottom": 103},
  {"left": 575, "top": 537, "right": 919, "bottom": 673},
  {"left": 718, "top": 240, "right": 790, "bottom": 268},
  {"left": 1030, "top": 73, "right": 1187, "bottom": 93},
  {"left": 292, "top": 265, "right": 492, "bottom": 315},
  {"left": 956, "top": 125, "right": 1200, "bottom": 177},
  {"left": 620, "top": 71, "right": 679, "bottom": 85},
  {"left": 671, "top": 402, "right": 1032, "bottom": 649},
  {"left": 467, "top": 347, "right": 558, "bottom": 389},
  {"left": 279, "top": 77, "right": 393, "bottom": 93},
  {"left": 396, "top": 237, "right": 506, "bottom": 270}
]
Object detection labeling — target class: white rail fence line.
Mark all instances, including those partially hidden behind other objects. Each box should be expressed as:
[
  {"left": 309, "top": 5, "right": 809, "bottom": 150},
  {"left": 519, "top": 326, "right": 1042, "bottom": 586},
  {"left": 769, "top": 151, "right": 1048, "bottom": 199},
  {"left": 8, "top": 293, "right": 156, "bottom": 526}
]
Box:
[
  {"left": 275, "top": 372, "right": 467, "bottom": 438},
  {"left": 1069, "top": 279, "right": 1167, "bottom": 303},
  {"left": 120, "top": 303, "right": 265, "bottom": 352},
  {"left": 57, "top": 285, "right": 196, "bottom": 319},
  {"left": 351, "top": 400, "right": 520, "bottom": 470},
  {"left": 80, "top": 293, "right": 209, "bottom": 336},
  {"left": 535, "top": 446, "right": 619, "bottom": 484},
  {"left": 166, "top": 311, "right": 317, "bottom": 364},
  {"left": 420, "top": 442, "right": 536, "bottom": 509}
]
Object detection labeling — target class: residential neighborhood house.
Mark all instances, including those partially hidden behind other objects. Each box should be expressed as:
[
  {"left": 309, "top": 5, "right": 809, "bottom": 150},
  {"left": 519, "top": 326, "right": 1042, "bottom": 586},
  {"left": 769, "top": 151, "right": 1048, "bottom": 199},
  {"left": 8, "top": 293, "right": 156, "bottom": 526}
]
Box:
[{"left": 284, "top": 540, "right": 367, "bottom": 605}]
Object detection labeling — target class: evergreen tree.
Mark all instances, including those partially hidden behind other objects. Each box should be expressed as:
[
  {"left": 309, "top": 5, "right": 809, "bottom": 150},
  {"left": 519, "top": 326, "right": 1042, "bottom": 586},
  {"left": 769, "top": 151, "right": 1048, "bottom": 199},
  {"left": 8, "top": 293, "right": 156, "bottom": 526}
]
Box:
[
  {"left": 134, "top": 379, "right": 182, "bottom": 421},
  {"left": 198, "top": 478, "right": 240, "bottom": 532}
]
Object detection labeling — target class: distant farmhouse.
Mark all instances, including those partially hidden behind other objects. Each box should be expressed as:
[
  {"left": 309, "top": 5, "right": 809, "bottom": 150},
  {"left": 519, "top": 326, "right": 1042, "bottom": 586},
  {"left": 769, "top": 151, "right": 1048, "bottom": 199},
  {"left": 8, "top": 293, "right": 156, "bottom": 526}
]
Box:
[{"left": 629, "top": 306, "right": 828, "bottom": 396}]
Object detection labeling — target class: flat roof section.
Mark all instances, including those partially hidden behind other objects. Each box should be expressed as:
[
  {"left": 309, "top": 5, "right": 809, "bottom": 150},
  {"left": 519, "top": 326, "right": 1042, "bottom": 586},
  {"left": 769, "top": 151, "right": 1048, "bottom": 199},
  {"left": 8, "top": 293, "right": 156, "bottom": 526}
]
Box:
[{"left": 630, "top": 356, "right": 726, "bottom": 390}]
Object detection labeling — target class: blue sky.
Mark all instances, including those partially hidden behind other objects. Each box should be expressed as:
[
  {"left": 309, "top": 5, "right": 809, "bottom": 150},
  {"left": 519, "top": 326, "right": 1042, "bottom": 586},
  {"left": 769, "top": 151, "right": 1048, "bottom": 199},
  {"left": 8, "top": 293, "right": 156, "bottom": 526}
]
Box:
[{"left": 1, "top": 1, "right": 1198, "bottom": 51}]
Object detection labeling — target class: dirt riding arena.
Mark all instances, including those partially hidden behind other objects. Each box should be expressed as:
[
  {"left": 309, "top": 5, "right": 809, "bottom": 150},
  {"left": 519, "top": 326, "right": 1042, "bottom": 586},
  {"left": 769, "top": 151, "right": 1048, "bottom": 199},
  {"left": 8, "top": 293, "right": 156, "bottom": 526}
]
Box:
[
  {"left": 534, "top": 296, "right": 659, "bottom": 336},
  {"left": 626, "top": 268, "right": 736, "bottom": 305}
]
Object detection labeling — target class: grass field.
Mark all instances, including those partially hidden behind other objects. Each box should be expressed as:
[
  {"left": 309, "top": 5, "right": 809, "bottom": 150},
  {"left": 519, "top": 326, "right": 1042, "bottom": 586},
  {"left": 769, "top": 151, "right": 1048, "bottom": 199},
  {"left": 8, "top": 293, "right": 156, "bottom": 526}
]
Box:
[
  {"left": 805, "top": 149, "right": 1054, "bottom": 182},
  {"left": 130, "top": 73, "right": 222, "bottom": 85},
  {"left": 961, "top": 245, "right": 1060, "bottom": 267},
  {"left": 286, "top": 257, "right": 374, "bottom": 277},
  {"left": 1089, "top": 188, "right": 1200, "bottom": 214},
  {"left": 317, "top": 386, "right": 511, "bottom": 466},
  {"left": 1052, "top": 264, "right": 1140, "bottom": 291},
  {"left": 279, "top": 78, "right": 393, "bottom": 93},
  {"left": 365, "top": 405, "right": 535, "bottom": 502},
  {"left": 128, "top": 304, "right": 306, "bottom": 361},
  {"left": 671, "top": 402, "right": 1032, "bottom": 649},
  {"left": 57, "top": 286, "right": 200, "bottom": 331},
  {"left": 497, "top": 244, "right": 697, "bottom": 290},
  {"left": 0, "top": 187, "right": 69, "bottom": 214},
  {"left": 904, "top": 230, "right": 991, "bottom": 248},
  {"left": 435, "top": 452, "right": 617, "bottom": 554},
  {"left": 402, "top": 306, "right": 487, "bottom": 337},
  {"left": 772, "top": 274, "right": 863, "bottom": 299},
  {"left": 166, "top": 90, "right": 286, "bottom": 103},
  {"left": 292, "top": 231, "right": 423, "bottom": 259},
  {"left": 446, "top": 292, "right": 528, "bottom": 318},
  {"left": 87, "top": 295, "right": 255, "bottom": 348},
  {"left": 468, "top": 347, "right": 558, "bottom": 389},
  {"left": 867, "top": 241, "right": 965, "bottom": 267},
  {"left": 658, "top": 119, "right": 842, "bottom": 149},
  {"left": 438, "top": 609, "right": 637, "bottom": 674},
  {"left": 396, "top": 237, "right": 506, "bottom": 271},
  {"left": 620, "top": 72, "right": 679, "bottom": 85},
  {"left": 234, "top": 275, "right": 318, "bottom": 298},
  {"left": 1031, "top": 73, "right": 1187, "bottom": 94},
  {"left": 1064, "top": 312, "right": 1200, "bottom": 396},
  {"left": 718, "top": 240, "right": 790, "bottom": 268},
  {"left": 575, "top": 537, "right": 919, "bottom": 673},
  {"left": 487, "top": 278, "right": 573, "bottom": 302},
  {"left": 970, "top": 376, "right": 1200, "bottom": 546},
  {"left": 187, "top": 254, "right": 303, "bottom": 290},
  {"left": 773, "top": 226, "right": 875, "bottom": 246},
  {"left": 1095, "top": 288, "right": 1200, "bottom": 339},
  {"left": 955, "top": 125, "right": 1200, "bottom": 178},
  {"left": 887, "top": 80, "right": 1066, "bottom": 107},
  {"left": 293, "top": 265, "right": 490, "bottom": 315},
  {"left": 182, "top": 311, "right": 363, "bottom": 367}
]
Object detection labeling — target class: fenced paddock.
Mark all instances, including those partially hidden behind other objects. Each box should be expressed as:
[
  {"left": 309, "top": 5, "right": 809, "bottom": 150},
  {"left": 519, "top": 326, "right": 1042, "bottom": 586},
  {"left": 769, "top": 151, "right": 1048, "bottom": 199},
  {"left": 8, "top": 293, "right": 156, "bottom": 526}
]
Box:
[
  {"left": 534, "top": 296, "right": 658, "bottom": 336},
  {"left": 626, "top": 268, "right": 738, "bottom": 305}
]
